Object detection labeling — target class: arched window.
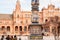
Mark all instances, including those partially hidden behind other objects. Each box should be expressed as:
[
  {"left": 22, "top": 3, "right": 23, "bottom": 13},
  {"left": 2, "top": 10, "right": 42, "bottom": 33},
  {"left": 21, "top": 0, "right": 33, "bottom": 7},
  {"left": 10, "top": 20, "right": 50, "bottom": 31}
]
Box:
[
  {"left": 7, "top": 26, "right": 10, "bottom": 31},
  {"left": 24, "top": 26, "right": 27, "bottom": 31},
  {"left": 2, "top": 26, "right": 5, "bottom": 30},
  {"left": 19, "top": 26, "right": 22, "bottom": 31},
  {"left": 15, "top": 26, "right": 18, "bottom": 31}
]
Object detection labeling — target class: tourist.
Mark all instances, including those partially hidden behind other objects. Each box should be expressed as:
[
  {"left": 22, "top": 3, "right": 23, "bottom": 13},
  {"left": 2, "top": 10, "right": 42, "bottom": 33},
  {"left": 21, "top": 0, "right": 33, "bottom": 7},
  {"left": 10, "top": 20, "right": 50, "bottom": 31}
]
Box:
[
  {"left": 10, "top": 36, "right": 14, "bottom": 40},
  {"left": 6, "top": 35, "right": 11, "bottom": 40},
  {"left": 19, "top": 38, "right": 21, "bottom": 40},
  {"left": 13, "top": 35, "right": 17, "bottom": 40},
  {"left": 1, "top": 35, "right": 4, "bottom": 40}
]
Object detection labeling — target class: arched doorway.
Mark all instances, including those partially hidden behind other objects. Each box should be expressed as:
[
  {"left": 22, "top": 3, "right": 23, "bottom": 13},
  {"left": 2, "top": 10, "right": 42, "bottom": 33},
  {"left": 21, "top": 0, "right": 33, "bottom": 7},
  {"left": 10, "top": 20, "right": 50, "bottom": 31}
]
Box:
[
  {"left": 7, "top": 26, "right": 10, "bottom": 31},
  {"left": 15, "top": 26, "right": 18, "bottom": 31},
  {"left": 24, "top": 26, "right": 27, "bottom": 31},
  {"left": 2, "top": 26, "right": 6, "bottom": 34},
  {"left": 19, "top": 26, "right": 22, "bottom": 31}
]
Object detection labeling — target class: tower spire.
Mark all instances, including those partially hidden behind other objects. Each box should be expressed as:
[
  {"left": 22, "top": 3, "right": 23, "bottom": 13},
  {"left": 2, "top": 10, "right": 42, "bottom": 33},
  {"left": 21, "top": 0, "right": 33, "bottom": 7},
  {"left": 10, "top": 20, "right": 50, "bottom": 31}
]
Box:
[{"left": 15, "top": 0, "right": 21, "bottom": 11}]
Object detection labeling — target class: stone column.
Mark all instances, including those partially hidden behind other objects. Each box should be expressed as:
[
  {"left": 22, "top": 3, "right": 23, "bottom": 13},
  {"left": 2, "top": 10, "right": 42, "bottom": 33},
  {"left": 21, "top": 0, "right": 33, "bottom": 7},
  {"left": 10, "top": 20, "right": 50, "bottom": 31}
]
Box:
[
  {"left": 27, "top": 26, "right": 28, "bottom": 35},
  {"left": 50, "top": 26, "right": 52, "bottom": 35},
  {"left": 22, "top": 26, "right": 24, "bottom": 32},
  {"left": 22, "top": 25, "right": 24, "bottom": 35},
  {"left": 27, "top": 26, "right": 28, "bottom": 31}
]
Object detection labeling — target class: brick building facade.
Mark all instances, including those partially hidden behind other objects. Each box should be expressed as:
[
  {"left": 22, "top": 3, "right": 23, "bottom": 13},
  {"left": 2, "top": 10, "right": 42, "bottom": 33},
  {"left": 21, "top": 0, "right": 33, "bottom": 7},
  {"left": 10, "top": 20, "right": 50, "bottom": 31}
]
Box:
[{"left": 0, "top": 0, "right": 60, "bottom": 38}]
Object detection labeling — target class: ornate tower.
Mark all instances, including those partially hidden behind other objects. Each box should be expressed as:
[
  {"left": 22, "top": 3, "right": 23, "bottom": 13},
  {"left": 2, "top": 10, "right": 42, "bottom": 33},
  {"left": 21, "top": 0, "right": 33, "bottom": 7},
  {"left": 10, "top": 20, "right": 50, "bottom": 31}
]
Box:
[
  {"left": 15, "top": 0, "right": 21, "bottom": 11},
  {"left": 13, "top": 0, "right": 22, "bottom": 26},
  {"left": 13, "top": 0, "right": 21, "bottom": 21},
  {"left": 31, "top": 0, "right": 39, "bottom": 23}
]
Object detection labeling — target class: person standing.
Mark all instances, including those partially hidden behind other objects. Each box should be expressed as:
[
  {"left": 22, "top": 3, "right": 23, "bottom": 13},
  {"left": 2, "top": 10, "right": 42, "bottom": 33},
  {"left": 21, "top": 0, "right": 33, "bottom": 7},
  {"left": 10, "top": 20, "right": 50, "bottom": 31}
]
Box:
[
  {"left": 13, "top": 35, "right": 17, "bottom": 40},
  {"left": 19, "top": 38, "right": 21, "bottom": 40},
  {"left": 10, "top": 36, "right": 14, "bottom": 40},
  {"left": 1, "top": 35, "right": 4, "bottom": 40},
  {"left": 6, "top": 35, "right": 11, "bottom": 40}
]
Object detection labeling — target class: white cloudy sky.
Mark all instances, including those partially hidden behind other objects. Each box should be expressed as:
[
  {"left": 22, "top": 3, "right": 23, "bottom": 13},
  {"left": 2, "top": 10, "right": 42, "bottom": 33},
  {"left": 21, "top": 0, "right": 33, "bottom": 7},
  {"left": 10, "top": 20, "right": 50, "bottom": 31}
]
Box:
[{"left": 0, "top": 0, "right": 60, "bottom": 14}]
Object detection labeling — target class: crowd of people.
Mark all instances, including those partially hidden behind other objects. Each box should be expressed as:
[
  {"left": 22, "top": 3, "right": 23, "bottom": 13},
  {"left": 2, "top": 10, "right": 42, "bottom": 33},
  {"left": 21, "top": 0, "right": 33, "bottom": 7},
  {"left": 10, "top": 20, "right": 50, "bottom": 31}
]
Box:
[{"left": 1, "top": 35, "right": 21, "bottom": 40}]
